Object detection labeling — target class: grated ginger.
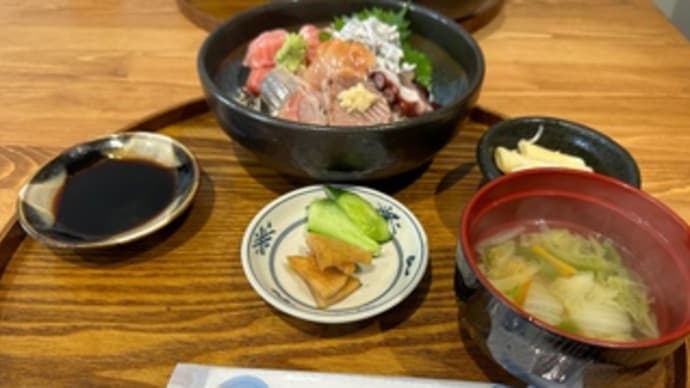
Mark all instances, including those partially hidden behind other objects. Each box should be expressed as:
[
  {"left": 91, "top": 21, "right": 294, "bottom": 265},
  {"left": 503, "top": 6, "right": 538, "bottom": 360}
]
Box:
[{"left": 337, "top": 83, "right": 379, "bottom": 113}]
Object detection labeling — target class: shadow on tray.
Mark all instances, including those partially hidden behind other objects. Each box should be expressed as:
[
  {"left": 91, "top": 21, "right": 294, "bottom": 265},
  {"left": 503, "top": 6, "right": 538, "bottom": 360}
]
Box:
[
  {"left": 232, "top": 141, "right": 431, "bottom": 197},
  {"left": 275, "top": 266, "right": 432, "bottom": 338}
]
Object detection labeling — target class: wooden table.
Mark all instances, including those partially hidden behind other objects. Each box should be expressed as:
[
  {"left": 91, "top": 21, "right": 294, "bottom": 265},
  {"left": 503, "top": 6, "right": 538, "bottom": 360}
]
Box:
[{"left": 2, "top": 0, "right": 690, "bottom": 386}]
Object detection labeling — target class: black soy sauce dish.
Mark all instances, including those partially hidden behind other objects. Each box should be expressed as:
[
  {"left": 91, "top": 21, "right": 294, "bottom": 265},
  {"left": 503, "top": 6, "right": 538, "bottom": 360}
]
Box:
[
  {"left": 476, "top": 116, "right": 641, "bottom": 188},
  {"left": 17, "top": 132, "right": 200, "bottom": 249}
]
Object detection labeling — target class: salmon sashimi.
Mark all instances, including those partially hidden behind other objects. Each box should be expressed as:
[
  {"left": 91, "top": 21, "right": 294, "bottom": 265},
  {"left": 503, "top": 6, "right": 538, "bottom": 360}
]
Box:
[
  {"left": 302, "top": 39, "right": 376, "bottom": 90},
  {"left": 299, "top": 24, "right": 321, "bottom": 64},
  {"left": 317, "top": 39, "right": 377, "bottom": 75},
  {"left": 245, "top": 66, "right": 273, "bottom": 95},
  {"left": 242, "top": 29, "right": 288, "bottom": 69}
]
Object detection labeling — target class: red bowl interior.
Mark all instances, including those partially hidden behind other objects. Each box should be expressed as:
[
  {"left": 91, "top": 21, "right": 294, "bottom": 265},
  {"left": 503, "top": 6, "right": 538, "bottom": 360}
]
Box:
[{"left": 461, "top": 168, "right": 690, "bottom": 349}]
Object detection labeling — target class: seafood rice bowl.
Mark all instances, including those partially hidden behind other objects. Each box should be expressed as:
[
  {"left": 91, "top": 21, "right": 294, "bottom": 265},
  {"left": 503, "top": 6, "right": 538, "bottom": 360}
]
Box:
[
  {"left": 237, "top": 7, "right": 438, "bottom": 126},
  {"left": 197, "top": 0, "right": 484, "bottom": 180}
]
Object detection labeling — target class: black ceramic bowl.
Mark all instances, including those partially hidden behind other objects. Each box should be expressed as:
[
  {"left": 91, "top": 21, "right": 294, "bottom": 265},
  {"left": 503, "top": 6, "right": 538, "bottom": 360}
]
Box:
[
  {"left": 476, "top": 117, "right": 641, "bottom": 187},
  {"left": 198, "top": 0, "right": 484, "bottom": 181}
]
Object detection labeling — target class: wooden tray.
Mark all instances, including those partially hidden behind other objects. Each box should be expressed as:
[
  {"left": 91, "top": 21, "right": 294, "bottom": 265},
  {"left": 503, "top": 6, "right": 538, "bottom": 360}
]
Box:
[
  {"left": 0, "top": 99, "right": 686, "bottom": 387},
  {"left": 176, "top": 0, "right": 505, "bottom": 33}
]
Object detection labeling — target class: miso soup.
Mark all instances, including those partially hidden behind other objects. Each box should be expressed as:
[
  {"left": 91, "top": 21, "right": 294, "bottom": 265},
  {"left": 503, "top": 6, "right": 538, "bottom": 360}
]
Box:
[{"left": 477, "top": 225, "right": 658, "bottom": 342}]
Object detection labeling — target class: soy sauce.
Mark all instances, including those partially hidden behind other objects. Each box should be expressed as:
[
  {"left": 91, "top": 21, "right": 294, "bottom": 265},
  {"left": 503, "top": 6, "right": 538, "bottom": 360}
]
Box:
[{"left": 53, "top": 158, "right": 176, "bottom": 239}]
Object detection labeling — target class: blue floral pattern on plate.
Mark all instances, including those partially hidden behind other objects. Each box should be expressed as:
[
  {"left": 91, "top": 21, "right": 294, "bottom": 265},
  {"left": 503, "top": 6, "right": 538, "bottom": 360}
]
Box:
[
  {"left": 404, "top": 255, "right": 416, "bottom": 276},
  {"left": 251, "top": 222, "right": 275, "bottom": 256},
  {"left": 378, "top": 204, "right": 402, "bottom": 235}
]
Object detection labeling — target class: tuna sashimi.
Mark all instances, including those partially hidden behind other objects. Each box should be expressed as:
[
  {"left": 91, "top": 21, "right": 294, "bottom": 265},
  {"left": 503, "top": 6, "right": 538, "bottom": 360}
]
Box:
[
  {"left": 243, "top": 29, "right": 288, "bottom": 68},
  {"left": 245, "top": 66, "right": 273, "bottom": 95},
  {"left": 299, "top": 24, "right": 321, "bottom": 64}
]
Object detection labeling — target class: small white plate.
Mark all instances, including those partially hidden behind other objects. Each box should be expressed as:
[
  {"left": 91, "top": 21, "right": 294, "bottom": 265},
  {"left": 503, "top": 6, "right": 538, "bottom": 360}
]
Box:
[{"left": 241, "top": 185, "right": 428, "bottom": 324}]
